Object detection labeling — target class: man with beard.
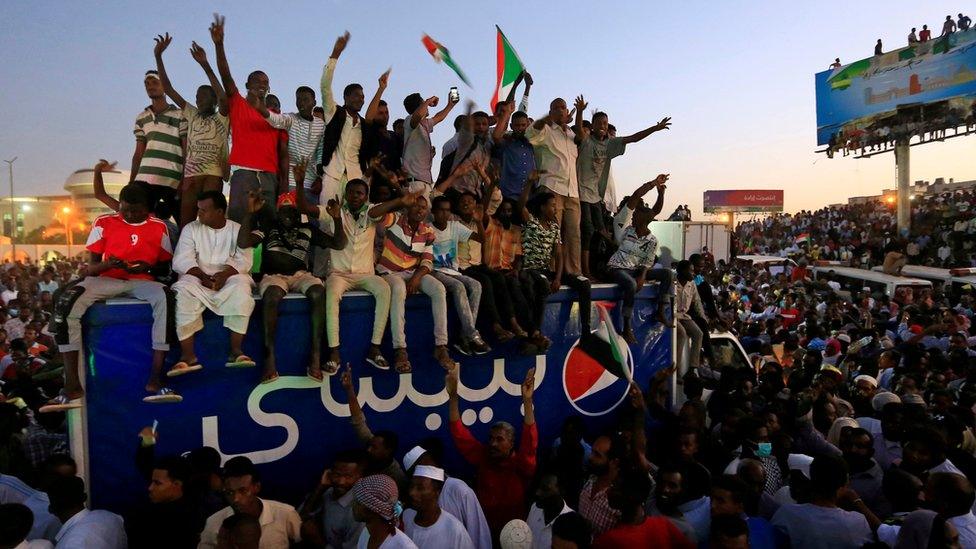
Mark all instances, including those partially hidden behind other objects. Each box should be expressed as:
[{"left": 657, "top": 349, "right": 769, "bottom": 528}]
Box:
[
  {"left": 298, "top": 449, "right": 366, "bottom": 548},
  {"left": 446, "top": 367, "right": 537, "bottom": 542},
  {"left": 839, "top": 427, "right": 888, "bottom": 518},
  {"left": 850, "top": 375, "right": 878, "bottom": 418},
  {"left": 594, "top": 468, "right": 692, "bottom": 548},
  {"left": 237, "top": 182, "right": 347, "bottom": 383},
  {"left": 578, "top": 435, "right": 622, "bottom": 537},
  {"left": 649, "top": 463, "right": 699, "bottom": 544}
]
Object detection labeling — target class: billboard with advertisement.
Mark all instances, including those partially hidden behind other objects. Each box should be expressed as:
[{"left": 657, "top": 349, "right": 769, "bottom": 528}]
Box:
[
  {"left": 703, "top": 190, "right": 784, "bottom": 213},
  {"left": 78, "top": 288, "right": 671, "bottom": 513},
  {"left": 815, "top": 28, "right": 976, "bottom": 146}
]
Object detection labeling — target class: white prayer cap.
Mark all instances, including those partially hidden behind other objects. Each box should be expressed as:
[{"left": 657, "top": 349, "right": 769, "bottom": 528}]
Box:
[
  {"left": 413, "top": 465, "right": 445, "bottom": 482},
  {"left": 787, "top": 454, "right": 814, "bottom": 479},
  {"left": 499, "top": 520, "right": 533, "bottom": 549},
  {"left": 403, "top": 446, "right": 427, "bottom": 472},
  {"left": 854, "top": 375, "right": 878, "bottom": 388},
  {"left": 872, "top": 391, "right": 901, "bottom": 412}
]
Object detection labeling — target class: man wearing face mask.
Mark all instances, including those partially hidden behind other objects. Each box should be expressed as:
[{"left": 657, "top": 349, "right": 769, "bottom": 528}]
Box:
[
  {"left": 237, "top": 184, "right": 346, "bottom": 383},
  {"left": 209, "top": 13, "right": 283, "bottom": 223},
  {"left": 839, "top": 427, "right": 888, "bottom": 518},
  {"left": 724, "top": 418, "right": 783, "bottom": 495}
]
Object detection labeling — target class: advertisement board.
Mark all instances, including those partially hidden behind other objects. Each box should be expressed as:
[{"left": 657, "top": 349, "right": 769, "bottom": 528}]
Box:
[
  {"left": 703, "top": 190, "right": 784, "bottom": 213},
  {"left": 815, "top": 28, "right": 976, "bottom": 145},
  {"left": 78, "top": 287, "right": 672, "bottom": 513}
]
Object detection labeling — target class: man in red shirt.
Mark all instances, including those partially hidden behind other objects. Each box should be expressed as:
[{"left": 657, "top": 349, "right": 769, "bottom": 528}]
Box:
[
  {"left": 594, "top": 469, "right": 693, "bottom": 548},
  {"left": 447, "top": 366, "right": 537, "bottom": 542},
  {"left": 210, "top": 13, "right": 285, "bottom": 223},
  {"left": 41, "top": 183, "right": 177, "bottom": 412}
]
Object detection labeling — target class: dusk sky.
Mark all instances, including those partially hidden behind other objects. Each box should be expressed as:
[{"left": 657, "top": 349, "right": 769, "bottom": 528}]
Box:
[{"left": 1, "top": 0, "right": 974, "bottom": 218}]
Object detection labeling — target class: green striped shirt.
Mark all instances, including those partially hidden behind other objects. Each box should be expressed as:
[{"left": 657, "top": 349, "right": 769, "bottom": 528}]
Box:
[{"left": 134, "top": 104, "right": 186, "bottom": 189}]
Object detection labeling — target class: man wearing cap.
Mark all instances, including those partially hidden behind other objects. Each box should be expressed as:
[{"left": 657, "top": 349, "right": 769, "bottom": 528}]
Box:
[
  {"left": 130, "top": 67, "right": 186, "bottom": 219},
  {"left": 402, "top": 465, "right": 475, "bottom": 548},
  {"left": 446, "top": 367, "right": 538, "bottom": 542},
  {"left": 402, "top": 444, "right": 491, "bottom": 549},
  {"left": 238, "top": 187, "right": 346, "bottom": 383},
  {"left": 352, "top": 474, "right": 416, "bottom": 548}
]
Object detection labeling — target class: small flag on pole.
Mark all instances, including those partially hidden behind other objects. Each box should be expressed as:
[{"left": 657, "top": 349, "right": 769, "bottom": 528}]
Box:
[
  {"left": 563, "top": 303, "right": 632, "bottom": 402},
  {"left": 490, "top": 26, "right": 526, "bottom": 111},
  {"left": 794, "top": 233, "right": 811, "bottom": 246},
  {"left": 421, "top": 34, "right": 471, "bottom": 87}
]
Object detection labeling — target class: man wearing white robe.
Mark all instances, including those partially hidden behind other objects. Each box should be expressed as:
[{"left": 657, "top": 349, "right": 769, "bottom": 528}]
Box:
[{"left": 172, "top": 191, "right": 256, "bottom": 370}]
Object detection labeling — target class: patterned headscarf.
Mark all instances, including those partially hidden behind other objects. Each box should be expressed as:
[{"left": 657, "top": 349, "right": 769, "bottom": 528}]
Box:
[{"left": 353, "top": 474, "right": 402, "bottom": 522}]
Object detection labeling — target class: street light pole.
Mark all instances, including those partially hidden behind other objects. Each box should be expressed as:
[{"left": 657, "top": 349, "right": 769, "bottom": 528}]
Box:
[{"left": 3, "top": 157, "right": 16, "bottom": 261}]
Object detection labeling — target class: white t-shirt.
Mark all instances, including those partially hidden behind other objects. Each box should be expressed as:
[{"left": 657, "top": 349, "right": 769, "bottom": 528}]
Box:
[
  {"left": 357, "top": 527, "right": 418, "bottom": 549},
  {"left": 432, "top": 221, "right": 474, "bottom": 275},
  {"left": 402, "top": 509, "right": 475, "bottom": 549}
]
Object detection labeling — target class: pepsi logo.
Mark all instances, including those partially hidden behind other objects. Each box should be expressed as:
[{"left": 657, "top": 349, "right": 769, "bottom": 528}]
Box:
[{"left": 561, "top": 332, "right": 634, "bottom": 417}]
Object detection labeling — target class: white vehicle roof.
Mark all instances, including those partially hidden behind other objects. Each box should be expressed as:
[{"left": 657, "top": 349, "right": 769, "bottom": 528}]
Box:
[
  {"left": 736, "top": 255, "right": 797, "bottom": 266},
  {"left": 870, "top": 265, "right": 976, "bottom": 285},
  {"left": 813, "top": 265, "right": 932, "bottom": 287}
]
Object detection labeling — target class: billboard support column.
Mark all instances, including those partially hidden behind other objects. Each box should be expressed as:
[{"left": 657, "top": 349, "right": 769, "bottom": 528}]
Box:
[{"left": 895, "top": 140, "right": 910, "bottom": 235}]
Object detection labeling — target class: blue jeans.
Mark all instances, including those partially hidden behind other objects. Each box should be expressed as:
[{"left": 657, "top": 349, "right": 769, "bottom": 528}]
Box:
[{"left": 611, "top": 268, "right": 673, "bottom": 329}]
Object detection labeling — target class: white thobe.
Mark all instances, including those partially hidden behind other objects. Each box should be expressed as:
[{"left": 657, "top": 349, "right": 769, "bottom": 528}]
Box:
[
  {"left": 172, "top": 220, "right": 255, "bottom": 339},
  {"left": 320, "top": 58, "right": 363, "bottom": 200},
  {"left": 439, "top": 477, "right": 492, "bottom": 549}
]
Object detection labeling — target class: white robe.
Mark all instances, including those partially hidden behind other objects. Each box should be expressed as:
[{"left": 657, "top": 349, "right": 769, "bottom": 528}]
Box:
[
  {"left": 172, "top": 220, "right": 255, "bottom": 339},
  {"left": 440, "top": 477, "right": 492, "bottom": 549}
]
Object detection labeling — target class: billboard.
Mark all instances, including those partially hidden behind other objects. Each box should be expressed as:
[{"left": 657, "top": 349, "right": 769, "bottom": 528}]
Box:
[
  {"left": 78, "top": 288, "right": 672, "bottom": 513},
  {"left": 703, "top": 190, "right": 784, "bottom": 213},
  {"left": 815, "top": 28, "right": 976, "bottom": 145}
]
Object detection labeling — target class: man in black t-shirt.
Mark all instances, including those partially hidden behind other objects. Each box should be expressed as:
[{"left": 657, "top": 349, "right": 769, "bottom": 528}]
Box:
[{"left": 239, "top": 188, "right": 346, "bottom": 382}]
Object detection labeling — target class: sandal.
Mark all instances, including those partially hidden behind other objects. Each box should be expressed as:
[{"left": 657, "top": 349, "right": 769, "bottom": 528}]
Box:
[
  {"left": 366, "top": 353, "right": 390, "bottom": 371},
  {"left": 39, "top": 391, "right": 84, "bottom": 413},
  {"left": 226, "top": 354, "right": 257, "bottom": 368},
  {"left": 143, "top": 387, "right": 183, "bottom": 404},
  {"left": 393, "top": 349, "right": 412, "bottom": 374},
  {"left": 321, "top": 361, "right": 340, "bottom": 376},
  {"left": 306, "top": 366, "right": 324, "bottom": 382},
  {"left": 166, "top": 360, "right": 203, "bottom": 378},
  {"left": 260, "top": 371, "right": 280, "bottom": 385}
]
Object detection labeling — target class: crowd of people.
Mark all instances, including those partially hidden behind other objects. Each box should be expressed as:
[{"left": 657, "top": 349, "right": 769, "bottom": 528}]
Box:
[
  {"left": 2, "top": 12, "right": 976, "bottom": 549},
  {"left": 735, "top": 190, "right": 976, "bottom": 269}
]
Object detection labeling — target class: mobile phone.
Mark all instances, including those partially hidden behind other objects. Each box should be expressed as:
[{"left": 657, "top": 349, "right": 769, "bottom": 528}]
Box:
[{"left": 449, "top": 87, "right": 460, "bottom": 103}]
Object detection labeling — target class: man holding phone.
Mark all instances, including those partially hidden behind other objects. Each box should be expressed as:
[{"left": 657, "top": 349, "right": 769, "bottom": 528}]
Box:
[{"left": 402, "top": 90, "right": 459, "bottom": 198}]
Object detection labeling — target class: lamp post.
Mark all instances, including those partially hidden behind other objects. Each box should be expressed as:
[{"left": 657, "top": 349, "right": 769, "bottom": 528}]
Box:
[
  {"left": 61, "top": 206, "right": 73, "bottom": 247},
  {"left": 3, "top": 157, "right": 16, "bottom": 260}
]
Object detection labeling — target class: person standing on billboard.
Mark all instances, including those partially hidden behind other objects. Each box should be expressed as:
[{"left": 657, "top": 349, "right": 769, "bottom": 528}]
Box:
[
  {"left": 920, "top": 25, "right": 932, "bottom": 42},
  {"left": 575, "top": 104, "right": 671, "bottom": 280},
  {"left": 941, "top": 15, "right": 957, "bottom": 37}
]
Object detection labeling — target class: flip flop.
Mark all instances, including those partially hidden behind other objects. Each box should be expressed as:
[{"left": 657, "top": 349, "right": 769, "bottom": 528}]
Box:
[
  {"left": 394, "top": 349, "right": 412, "bottom": 374},
  {"left": 307, "top": 366, "right": 324, "bottom": 382},
  {"left": 143, "top": 387, "right": 183, "bottom": 404},
  {"left": 260, "top": 371, "right": 280, "bottom": 385},
  {"left": 226, "top": 354, "right": 257, "bottom": 368},
  {"left": 322, "top": 361, "right": 341, "bottom": 376},
  {"left": 39, "top": 392, "right": 84, "bottom": 413},
  {"left": 366, "top": 353, "right": 390, "bottom": 371},
  {"left": 166, "top": 360, "right": 203, "bottom": 378}
]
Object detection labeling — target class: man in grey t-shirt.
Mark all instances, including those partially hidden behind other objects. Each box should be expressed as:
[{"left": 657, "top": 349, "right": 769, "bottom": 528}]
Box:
[
  {"left": 401, "top": 92, "right": 458, "bottom": 197},
  {"left": 575, "top": 111, "right": 671, "bottom": 279}
]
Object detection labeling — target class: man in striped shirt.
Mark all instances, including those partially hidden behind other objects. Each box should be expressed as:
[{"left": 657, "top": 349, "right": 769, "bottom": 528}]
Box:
[
  {"left": 130, "top": 70, "right": 186, "bottom": 220},
  {"left": 377, "top": 192, "right": 457, "bottom": 373}
]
